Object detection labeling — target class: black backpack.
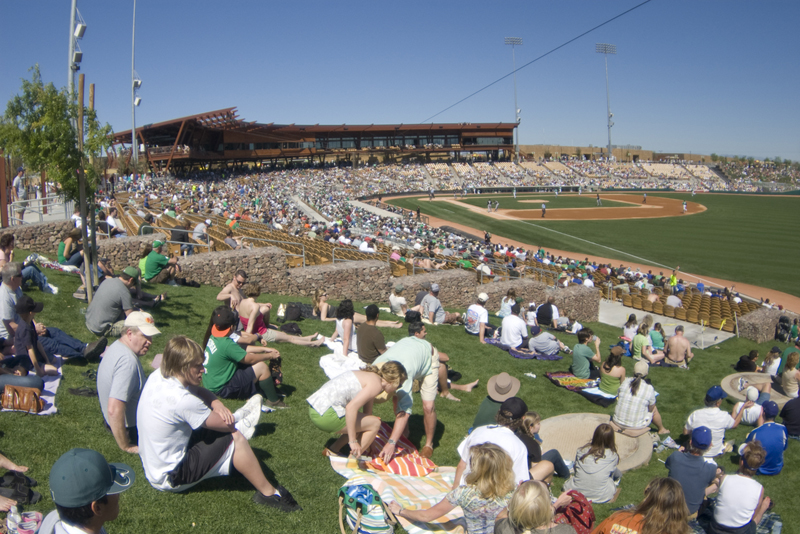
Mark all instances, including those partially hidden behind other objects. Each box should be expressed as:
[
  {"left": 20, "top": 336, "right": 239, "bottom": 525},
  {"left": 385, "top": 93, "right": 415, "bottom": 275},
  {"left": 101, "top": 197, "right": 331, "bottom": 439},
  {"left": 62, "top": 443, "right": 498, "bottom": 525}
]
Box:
[
  {"left": 776, "top": 316, "right": 791, "bottom": 342},
  {"left": 405, "top": 310, "right": 422, "bottom": 323}
]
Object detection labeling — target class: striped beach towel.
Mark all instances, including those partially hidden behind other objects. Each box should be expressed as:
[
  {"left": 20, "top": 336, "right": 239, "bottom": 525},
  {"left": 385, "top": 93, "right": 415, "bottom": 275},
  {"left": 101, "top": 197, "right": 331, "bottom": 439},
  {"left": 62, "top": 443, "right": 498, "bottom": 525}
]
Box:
[{"left": 330, "top": 455, "right": 467, "bottom": 534}]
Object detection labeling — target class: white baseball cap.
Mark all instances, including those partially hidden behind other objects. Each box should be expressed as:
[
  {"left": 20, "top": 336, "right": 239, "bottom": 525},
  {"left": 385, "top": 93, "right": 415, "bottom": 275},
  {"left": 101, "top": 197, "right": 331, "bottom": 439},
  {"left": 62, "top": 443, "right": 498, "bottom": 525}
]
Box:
[{"left": 124, "top": 311, "right": 161, "bottom": 336}]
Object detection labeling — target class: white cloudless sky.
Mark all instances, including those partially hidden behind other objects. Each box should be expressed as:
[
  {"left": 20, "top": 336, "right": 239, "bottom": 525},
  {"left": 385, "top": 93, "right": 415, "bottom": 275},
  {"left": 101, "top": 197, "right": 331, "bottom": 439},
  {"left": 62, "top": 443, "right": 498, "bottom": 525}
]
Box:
[{"left": 2, "top": 0, "right": 798, "bottom": 160}]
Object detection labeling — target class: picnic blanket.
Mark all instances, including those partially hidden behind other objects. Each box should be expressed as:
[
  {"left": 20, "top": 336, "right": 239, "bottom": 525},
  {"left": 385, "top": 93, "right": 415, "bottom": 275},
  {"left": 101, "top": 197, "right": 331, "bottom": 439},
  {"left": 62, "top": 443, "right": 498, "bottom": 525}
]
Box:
[
  {"left": 689, "top": 499, "right": 782, "bottom": 534},
  {"left": 319, "top": 338, "right": 366, "bottom": 379},
  {"left": 2, "top": 356, "right": 62, "bottom": 415},
  {"left": 546, "top": 371, "right": 615, "bottom": 408},
  {"left": 330, "top": 456, "right": 466, "bottom": 534},
  {"left": 485, "top": 339, "right": 563, "bottom": 361}
]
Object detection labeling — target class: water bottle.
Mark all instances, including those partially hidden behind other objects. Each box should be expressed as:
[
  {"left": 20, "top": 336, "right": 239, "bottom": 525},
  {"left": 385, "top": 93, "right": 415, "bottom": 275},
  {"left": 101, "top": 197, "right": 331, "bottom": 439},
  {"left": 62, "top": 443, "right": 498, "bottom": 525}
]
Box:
[{"left": 7, "top": 505, "right": 21, "bottom": 533}]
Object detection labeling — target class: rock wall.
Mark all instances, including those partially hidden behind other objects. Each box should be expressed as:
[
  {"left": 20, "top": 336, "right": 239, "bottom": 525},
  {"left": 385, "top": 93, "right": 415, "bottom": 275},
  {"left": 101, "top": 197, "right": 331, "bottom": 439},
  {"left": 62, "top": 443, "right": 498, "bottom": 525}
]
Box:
[
  {"left": 0, "top": 220, "right": 74, "bottom": 255},
  {"left": 282, "top": 260, "right": 393, "bottom": 302},
  {"left": 738, "top": 307, "right": 799, "bottom": 344},
  {"left": 544, "top": 284, "right": 602, "bottom": 323},
  {"left": 178, "top": 247, "right": 289, "bottom": 289},
  {"left": 393, "top": 270, "right": 477, "bottom": 308}
]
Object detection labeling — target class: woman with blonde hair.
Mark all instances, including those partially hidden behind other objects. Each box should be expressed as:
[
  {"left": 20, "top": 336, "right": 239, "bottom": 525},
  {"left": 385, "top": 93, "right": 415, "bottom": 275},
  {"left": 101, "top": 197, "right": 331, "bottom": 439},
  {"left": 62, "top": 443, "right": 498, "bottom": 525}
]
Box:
[
  {"left": 563, "top": 423, "right": 621, "bottom": 503},
  {"left": 308, "top": 361, "right": 408, "bottom": 458},
  {"left": 389, "top": 444, "right": 515, "bottom": 534},
  {"left": 592, "top": 477, "right": 689, "bottom": 534},
  {"left": 494, "top": 480, "right": 576, "bottom": 534},
  {"left": 780, "top": 352, "right": 800, "bottom": 398}
]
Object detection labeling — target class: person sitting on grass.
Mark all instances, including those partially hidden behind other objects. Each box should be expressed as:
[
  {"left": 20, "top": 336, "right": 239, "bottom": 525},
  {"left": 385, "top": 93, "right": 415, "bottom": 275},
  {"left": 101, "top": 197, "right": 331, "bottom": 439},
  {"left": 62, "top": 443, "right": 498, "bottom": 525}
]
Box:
[
  {"left": 308, "top": 361, "right": 407, "bottom": 458},
  {"left": 599, "top": 347, "right": 626, "bottom": 396},
  {"left": 390, "top": 443, "right": 516, "bottom": 534},
  {"left": 494, "top": 480, "right": 577, "bottom": 534},
  {"left": 356, "top": 304, "right": 387, "bottom": 365},
  {"left": 137, "top": 335, "right": 301, "bottom": 512},
  {"left": 592, "top": 478, "right": 689, "bottom": 534},
  {"left": 611, "top": 360, "right": 671, "bottom": 435},
  {"left": 499, "top": 303, "right": 529, "bottom": 350},
  {"left": 237, "top": 283, "right": 323, "bottom": 347},
  {"left": 622, "top": 313, "right": 638, "bottom": 341},
  {"left": 732, "top": 383, "right": 773, "bottom": 427},
  {"left": 665, "top": 426, "right": 720, "bottom": 518},
  {"left": 663, "top": 325, "right": 693, "bottom": 368},
  {"left": 735, "top": 350, "right": 761, "bottom": 372},
  {"left": 513, "top": 411, "right": 561, "bottom": 484},
  {"left": 0, "top": 234, "right": 58, "bottom": 294},
  {"left": 201, "top": 306, "right": 285, "bottom": 410},
  {"left": 683, "top": 385, "right": 751, "bottom": 458},
  {"left": 57, "top": 227, "right": 84, "bottom": 268},
  {"left": 527, "top": 328, "right": 570, "bottom": 357},
  {"left": 632, "top": 323, "right": 664, "bottom": 365},
  {"left": 143, "top": 239, "right": 181, "bottom": 285},
  {"left": 465, "top": 292, "right": 495, "bottom": 343},
  {"left": 708, "top": 441, "right": 771, "bottom": 534},
  {"left": 760, "top": 346, "right": 782, "bottom": 376},
  {"left": 329, "top": 299, "right": 358, "bottom": 355},
  {"left": 741, "top": 401, "right": 787, "bottom": 476},
  {"left": 421, "top": 283, "right": 462, "bottom": 325},
  {"left": 563, "top": 423, "right": 622, "bottom": 504},
  {"left": 570, "top": 328, "right": 601, "bottom": 379},
  {"left": 313, "top": 289, "right": 401, "bottom": 327},
  {"left": 11, "top": 296, "right": 58, "bottom": 377},
  {"left": 649, "top": 322, "right": 666, "bottom": 352},
  {"left": 780, "top": 352, "right": 800, "bottom": 399}
]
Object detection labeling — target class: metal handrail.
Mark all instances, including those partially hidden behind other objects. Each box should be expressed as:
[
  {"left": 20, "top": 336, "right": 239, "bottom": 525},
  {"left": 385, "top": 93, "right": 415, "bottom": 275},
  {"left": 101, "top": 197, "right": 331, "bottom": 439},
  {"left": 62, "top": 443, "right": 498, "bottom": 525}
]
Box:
[
  {"left": 241, "top": 236, "right": 305, "bottom": 267},
  {"left": 332, "top": 246, "right": 389, "bottom": 264},
  {"left": 8, "top": 195, "right": 73, "bottom": 225}
]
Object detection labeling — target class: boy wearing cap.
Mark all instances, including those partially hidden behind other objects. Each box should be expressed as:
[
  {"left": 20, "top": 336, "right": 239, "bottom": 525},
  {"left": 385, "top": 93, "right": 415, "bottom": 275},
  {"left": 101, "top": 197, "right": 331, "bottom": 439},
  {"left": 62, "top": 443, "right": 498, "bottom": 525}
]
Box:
[
  {"left": 85, "top": 268, "right": 140, "bottom": 337},
  {"left": 144, "top": 240, "right": 180, "bottom": 284},
  {"left": 742, "top": 401, "right": 787, "bottom": 475},
  {"left": 12, "top": 296, "right": 58, "bottom": 377},
  {"left": 40, "top": 448, "right": 134, "bottom": 534},
  {"left": 465, "top": 293, "right": 495, "bottom": 343},
  {"left": 666, "top": 426, "right": 720, "bottom": 516},
  {"left": 453, "top": 397, "right": 531, "bottom": 489},
  {"left": 97, "top": 311, "right": 160, "bottom": 454},
  {"left": 684, "top": 385, "right": 752, "bottom": 457}
]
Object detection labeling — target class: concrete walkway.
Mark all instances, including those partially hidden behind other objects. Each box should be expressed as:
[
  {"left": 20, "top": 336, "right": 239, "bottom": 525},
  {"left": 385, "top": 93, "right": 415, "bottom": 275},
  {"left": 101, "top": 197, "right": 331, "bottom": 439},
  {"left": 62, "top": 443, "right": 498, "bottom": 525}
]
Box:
[
  {"left": 290, "top": 195, "right": 327, "bottom": 223},
  {"left": 598, "top": 299, "right": 735, "bottom": 349},
  {"left": 349, "top": 200, "right": 402, "bottom": 219}
]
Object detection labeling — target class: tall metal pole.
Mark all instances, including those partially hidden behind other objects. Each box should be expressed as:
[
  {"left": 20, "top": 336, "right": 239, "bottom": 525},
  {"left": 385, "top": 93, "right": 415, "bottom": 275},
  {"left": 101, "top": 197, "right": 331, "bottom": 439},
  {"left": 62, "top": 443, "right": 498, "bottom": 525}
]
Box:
[
  {"left": 596, "top": 43, "right": 616, "bottom": 161},
  {"left": 131, "top": 0, "right": 138, "bottom": 183},
  {"left": 77, "top": 74, "right": 93, "bottom": 302},
  {"left": 68, "top": 0, "right": 77, "bottom": 96},
  {"left": 505, "top": 37, "right": 522, "bottom": 163}
]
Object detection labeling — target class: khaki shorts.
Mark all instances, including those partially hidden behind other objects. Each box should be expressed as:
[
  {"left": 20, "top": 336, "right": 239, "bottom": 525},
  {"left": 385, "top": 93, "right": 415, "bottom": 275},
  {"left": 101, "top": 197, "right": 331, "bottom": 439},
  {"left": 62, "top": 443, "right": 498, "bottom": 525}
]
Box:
[
  {"left": 262, "top": 329, "right": 278, "bottom": 343},
  {"left": 419, "top": 348, "right": 441, "bottom": 403}
]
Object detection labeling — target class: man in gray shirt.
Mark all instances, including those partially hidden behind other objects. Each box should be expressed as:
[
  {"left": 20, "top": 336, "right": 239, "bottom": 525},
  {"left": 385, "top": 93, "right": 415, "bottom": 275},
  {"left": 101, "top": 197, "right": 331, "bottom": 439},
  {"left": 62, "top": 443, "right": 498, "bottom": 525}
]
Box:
[
  {"left": 85, "top": 268, "right": 138, "bottom": 336},
  {"left": 420, "top": 283, "right": 461, "bottom": 325},
  {"left": 97, "top": 311, "right": 160, "bottom": 453}
]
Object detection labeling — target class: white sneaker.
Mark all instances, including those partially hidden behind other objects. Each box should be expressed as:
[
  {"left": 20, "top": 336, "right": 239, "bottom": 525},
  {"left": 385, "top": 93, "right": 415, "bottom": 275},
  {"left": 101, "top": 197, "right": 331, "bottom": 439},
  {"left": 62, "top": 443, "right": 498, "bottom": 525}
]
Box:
[
  {"left": 234, "top": 394, "right": 263, "bottom": 440},
  {"left": 46, "top": 283, "right": 59, "bottom": 295},
  {"left": 737, "top": 377, "right": 748, "bottom": 392}
]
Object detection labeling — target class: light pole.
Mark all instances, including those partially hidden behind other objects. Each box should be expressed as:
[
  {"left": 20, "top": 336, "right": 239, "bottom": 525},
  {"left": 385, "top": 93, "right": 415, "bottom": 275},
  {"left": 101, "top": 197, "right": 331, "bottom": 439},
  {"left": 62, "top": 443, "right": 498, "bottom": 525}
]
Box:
[
  {"left": 68, "top": 0, "right": 86, "bottom": 97},
  {"left": 505, "top": 37, "right": 522, "bottom": 163},
  {"left": 596, "top": 43, "right": 616, "bottom": 161},
  {"left": 131, "top": 0, "right": 141, "bottom": 181}
]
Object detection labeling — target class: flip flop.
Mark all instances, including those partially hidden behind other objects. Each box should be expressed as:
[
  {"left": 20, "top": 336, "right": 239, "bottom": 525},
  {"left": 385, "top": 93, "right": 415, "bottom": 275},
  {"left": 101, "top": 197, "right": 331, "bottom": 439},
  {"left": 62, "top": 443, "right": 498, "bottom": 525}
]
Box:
[
  {"left": 0, "top": 483, "right": 41, "bottom": 505},
  {"left": 68, "top": 387, "right": 97, "bottom": 397},
  {"left": 81, "top": 370, "right": 97, "bottom": 380}
]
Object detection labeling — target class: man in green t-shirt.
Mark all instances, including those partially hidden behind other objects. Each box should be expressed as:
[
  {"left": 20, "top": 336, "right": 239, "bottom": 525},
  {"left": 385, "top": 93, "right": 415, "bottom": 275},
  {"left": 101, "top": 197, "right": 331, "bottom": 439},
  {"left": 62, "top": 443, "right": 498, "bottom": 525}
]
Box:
[
  {"left": 570, "top": 328, "right": 601, "bottom": 379},
  {"left": 777, "top": 339, "right": 800, "bottom": 374},
  {"left": 203, "top": 306, "right": 285, "bottom": 409},
  {"left": 144, "top": 240, "right": 180, "bottom": 284}
]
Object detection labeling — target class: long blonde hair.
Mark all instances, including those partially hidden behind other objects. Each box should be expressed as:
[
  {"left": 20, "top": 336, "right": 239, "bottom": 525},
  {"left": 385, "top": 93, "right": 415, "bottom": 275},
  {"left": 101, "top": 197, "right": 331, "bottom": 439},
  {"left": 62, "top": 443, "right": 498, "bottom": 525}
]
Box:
[
  {"left": 507, "top": 480, "right": 553, "bottom": 533},
  {"left": 519, "top": 411, "right": 541, "bottom": 438},
  {"left": 464, "top": 443, "right": 515, "bottom": 500},
  {"left": 364, "top": 361, "right": 407, "bottom": 389},
  {"left": 312, "top": 288, "right": 326, "bottom": 316}
]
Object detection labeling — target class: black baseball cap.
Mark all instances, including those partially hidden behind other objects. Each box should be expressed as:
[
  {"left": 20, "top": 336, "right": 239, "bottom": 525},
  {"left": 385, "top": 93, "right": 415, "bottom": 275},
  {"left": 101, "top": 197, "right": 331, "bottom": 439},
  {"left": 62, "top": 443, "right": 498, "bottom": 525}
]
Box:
[
  {"left": 211, "top": 307, "right": 237, "bottom": 328},
  {"left": 15, "top": 295, "right": 43, "bottom": 314},
  {"left": 499, "top": 397, "right": 528, "bottom": 420}
]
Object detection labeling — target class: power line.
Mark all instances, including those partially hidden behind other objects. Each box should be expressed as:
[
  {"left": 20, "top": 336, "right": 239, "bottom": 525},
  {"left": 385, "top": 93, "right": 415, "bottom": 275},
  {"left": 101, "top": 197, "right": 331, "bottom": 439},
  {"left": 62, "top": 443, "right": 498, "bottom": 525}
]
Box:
[{"left": 420, "top": 0, "right": 655, "bottom": 123}]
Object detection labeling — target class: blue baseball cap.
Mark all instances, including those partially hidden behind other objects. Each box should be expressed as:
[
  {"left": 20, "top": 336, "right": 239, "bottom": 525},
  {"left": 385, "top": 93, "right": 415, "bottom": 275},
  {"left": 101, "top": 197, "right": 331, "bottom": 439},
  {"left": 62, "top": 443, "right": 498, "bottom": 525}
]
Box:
[
  {"left": 691, "top": 426, "right": 712, "bottom": 450},
  {"left": 705, "top": 385, "right": 727, "bottom": 402},
  {"left": 762, "top": 401, "right": 779, "bottom": 418}
]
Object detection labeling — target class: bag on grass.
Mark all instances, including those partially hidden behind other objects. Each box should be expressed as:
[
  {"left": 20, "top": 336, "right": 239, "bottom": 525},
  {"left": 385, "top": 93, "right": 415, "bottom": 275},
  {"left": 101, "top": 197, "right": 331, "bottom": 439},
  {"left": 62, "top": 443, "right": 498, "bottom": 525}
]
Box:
[
  {"left": 269, "top": 357, "right": 283, "bottom": 387},
  {"left": 280, "top": 322, "right": 303, "bottom": 336},
  {"left": 404, "top": 310, "right": 421, "bottom": 323},
  {"left": 284, "top": 303, "right": 302, "bottom": 322},
  {"left": 554, "top": 490, "right": 595, "bottom": 534},
  {"left": 1, "top": 385, "right": 44, "bottom": 414},
  {"left": 286, "top": 302, "right": 315, "bottom": 320},
  {"left": 338, "top": 484, "right": 396, "bottom": 534}
]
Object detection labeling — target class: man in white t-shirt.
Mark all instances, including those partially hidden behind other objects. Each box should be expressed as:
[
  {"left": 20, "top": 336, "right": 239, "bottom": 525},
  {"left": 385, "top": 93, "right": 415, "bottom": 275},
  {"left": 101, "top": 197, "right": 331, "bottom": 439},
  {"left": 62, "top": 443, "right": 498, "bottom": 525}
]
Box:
[
  {"left": 464, "top": 293, "right": 495, "bottom": 343},
  {"left": 733, "top": 384, "right": 772, "bottom": 427},
  {"left": 684, "top": 385, "right": 752, "bottom": 457},
  {"left": 452, "top": 397, "right": 531, "bottom": 488},
  {"left": 499, "top": 303, "right": 529, "bottom": 349}
]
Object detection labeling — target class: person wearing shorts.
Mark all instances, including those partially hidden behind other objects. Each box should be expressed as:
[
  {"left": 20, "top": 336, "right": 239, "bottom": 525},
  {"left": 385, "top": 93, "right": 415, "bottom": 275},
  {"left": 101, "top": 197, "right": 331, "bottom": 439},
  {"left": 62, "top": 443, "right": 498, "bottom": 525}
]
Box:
[
  {"left": 137, "top": 336, "right": 300, "bottom": 511},
  {"left": 202, "top": 306, "right": 286, "bottom": 409},
  {"left": 374, "top": 322, "right": 439, "bottom": 460}
]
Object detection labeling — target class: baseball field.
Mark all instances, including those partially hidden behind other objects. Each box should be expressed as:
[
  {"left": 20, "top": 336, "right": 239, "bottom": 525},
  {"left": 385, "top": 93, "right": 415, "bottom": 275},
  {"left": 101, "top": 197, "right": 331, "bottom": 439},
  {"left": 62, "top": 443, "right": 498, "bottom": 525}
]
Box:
[{"left": 388, "top": 192, "right": 800, "bottom": 299}]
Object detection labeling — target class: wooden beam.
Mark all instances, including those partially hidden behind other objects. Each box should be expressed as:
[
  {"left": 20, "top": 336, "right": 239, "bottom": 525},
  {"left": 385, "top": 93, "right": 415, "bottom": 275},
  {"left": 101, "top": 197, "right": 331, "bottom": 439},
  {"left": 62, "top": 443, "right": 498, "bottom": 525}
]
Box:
[{"left": 165, "top": 119, "right": 186, "bottom": 174}]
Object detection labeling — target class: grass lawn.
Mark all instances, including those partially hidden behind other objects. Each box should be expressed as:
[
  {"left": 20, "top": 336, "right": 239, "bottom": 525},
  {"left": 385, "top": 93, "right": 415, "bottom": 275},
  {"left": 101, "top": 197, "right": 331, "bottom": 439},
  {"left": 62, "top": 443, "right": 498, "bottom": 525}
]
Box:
[
  {"left": 455, "top": 195, "right": 630, "bottom": 210},
  {"left": 389, "top": 192, "right": 800, "bottom": 297},
  {"left": 4, "top": 251, "right": 798, "bottom": 533}
]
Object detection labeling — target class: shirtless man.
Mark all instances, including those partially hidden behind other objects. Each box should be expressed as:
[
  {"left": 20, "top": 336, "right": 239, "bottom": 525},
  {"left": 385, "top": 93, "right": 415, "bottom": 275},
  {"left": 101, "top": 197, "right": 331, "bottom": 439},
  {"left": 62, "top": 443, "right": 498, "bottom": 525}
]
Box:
[
  {"left": 664, "top": 325, "right": 694, "bottom": 368},
  {"left": 238, "top": 283, "right": 323, "bottom": 347},
  {"left": 216, "top": 269, "right": 250, "bottom": 310}
]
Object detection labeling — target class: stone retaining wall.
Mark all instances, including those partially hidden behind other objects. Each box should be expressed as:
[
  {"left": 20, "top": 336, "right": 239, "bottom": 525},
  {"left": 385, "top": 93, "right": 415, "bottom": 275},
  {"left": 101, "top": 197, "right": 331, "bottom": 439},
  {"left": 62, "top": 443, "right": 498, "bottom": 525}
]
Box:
[
  {"left": 178, "top": 247, "right": 289, "bottom": 289},
  {"left": 738, "top": 307, "right": 799, "bottom": 344},
  {"left": 0, "top": 220, "right": 74, "bottom": 255}
]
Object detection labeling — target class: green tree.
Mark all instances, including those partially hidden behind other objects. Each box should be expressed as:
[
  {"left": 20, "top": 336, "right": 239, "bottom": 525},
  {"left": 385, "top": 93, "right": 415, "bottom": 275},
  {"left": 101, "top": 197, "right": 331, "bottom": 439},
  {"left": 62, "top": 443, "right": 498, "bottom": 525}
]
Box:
[
  {"left": 710, "top": 153, "right": 718, "bottom": 162},
  {"left": 0, "top": 65, "right": 112, "bottom": 201}
]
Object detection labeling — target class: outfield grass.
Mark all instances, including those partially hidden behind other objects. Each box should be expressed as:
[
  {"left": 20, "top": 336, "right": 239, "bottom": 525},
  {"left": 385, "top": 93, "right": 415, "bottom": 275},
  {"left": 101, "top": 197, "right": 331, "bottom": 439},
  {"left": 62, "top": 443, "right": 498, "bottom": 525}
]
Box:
[
  {"left": 389, "top": 192, "right": 800, "bottom": 297},
  {"left": 455, "top": 195, "right": 630, "bottom": 210},
  {"left": 4, "top": 254, "right": 798, "bottom": 532}
]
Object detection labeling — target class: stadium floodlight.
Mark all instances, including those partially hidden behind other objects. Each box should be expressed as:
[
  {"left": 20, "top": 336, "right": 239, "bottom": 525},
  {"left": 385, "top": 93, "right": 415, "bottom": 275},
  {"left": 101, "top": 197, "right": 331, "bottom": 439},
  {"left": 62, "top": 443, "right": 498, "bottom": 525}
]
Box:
[
  {"left": 74, "top": 22, "right": 87, "bottom": 39},
  {"left": 133, "top": 78, "right": 142, "bottom": 88},
  {"left": 505, "top": 37, "right": 523, "bottom": 163},
  {"left": 73, "top": 49, "right": 83, "bottom": 64},
  {"left": 134, "top": 97, "right": 142, "bottom": 106},
  {"left": 596, "top": 43, "right": 616, "bottom": 162}
]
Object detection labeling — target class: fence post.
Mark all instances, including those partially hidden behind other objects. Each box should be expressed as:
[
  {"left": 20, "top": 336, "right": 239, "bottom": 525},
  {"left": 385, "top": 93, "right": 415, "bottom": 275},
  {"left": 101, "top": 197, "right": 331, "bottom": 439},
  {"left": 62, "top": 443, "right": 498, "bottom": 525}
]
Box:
[{"left": 0, "top": 153, "right": 7, "bottom": 228}]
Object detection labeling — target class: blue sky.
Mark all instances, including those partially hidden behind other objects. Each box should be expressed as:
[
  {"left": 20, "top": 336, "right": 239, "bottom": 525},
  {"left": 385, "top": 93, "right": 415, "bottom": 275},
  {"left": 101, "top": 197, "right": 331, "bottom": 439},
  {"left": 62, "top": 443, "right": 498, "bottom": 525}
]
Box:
[{"left": 2, "top": 1, "right": 798, "bottom": 160}]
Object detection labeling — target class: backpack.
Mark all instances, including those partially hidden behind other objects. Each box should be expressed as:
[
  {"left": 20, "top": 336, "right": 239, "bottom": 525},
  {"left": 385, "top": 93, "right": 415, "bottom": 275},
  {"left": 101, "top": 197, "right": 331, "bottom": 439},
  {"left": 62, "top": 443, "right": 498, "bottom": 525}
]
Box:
[
  {"left": 280, "top": 322, "right": 303, "bottom": 336},
  {"left": 338, "top": 484, "right": 397, "bottom": 534},
  {"left": 553, "top": 490, "right": 595, "bottom": 534},
  {"left": 776, "top": 316, "right": 791, "bottom": 342},
  {"left": 283, "top": 303, "right": 302, "bottom": 322},
  {"left": 404, "top": 310, "right": 421, "bottom": 323},
  {"left": 286, "top": 302, "right": 315, "bottom": 320}
]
